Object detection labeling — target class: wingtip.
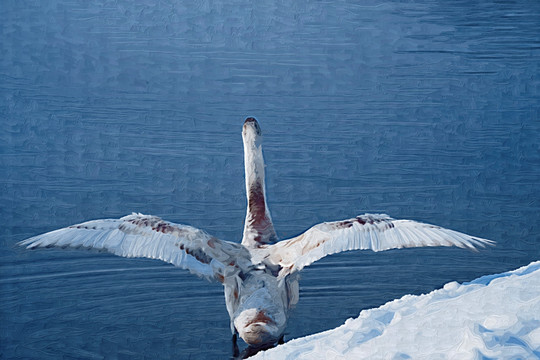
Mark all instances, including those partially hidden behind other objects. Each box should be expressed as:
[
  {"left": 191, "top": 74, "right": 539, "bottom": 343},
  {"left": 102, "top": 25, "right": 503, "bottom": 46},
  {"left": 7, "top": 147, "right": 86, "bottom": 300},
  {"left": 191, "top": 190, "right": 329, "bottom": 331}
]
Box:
[
  {"left": 475, "top": 237, "right": 496, "bottom": 247},
  {"left": 466, "top": 237, "right": 495, "bottom": 252},
  {"left": 17, "top": 237, "right": 34, "bottom": 247},
  {"left": 18, "top": 238, "right": 39, "bottom": 250}
]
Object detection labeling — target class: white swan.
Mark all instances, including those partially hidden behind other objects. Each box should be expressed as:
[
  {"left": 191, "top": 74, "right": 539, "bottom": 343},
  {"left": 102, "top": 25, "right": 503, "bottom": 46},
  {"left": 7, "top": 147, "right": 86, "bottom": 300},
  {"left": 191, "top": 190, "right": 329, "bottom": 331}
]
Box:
[{"left": 20, "top": 117, "right": 494, "bottom": 347}]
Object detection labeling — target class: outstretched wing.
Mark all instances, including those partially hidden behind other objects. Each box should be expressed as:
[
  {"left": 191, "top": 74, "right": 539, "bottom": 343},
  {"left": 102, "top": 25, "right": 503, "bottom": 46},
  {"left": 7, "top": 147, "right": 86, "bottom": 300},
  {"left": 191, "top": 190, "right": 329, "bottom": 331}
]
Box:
[
  {"left": 19, "top": 213, "right": 251, "bottom": 282},
  {"left": 265, "top": 214, "right": 495, "bottom": 277}
]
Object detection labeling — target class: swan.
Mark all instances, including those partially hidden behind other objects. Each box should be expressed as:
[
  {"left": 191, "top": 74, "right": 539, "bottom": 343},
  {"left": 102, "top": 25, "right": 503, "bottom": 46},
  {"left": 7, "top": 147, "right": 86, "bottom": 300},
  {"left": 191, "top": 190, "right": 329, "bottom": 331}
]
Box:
[{"left": 20, "top": 117, "right": 494, "bottom": 348}]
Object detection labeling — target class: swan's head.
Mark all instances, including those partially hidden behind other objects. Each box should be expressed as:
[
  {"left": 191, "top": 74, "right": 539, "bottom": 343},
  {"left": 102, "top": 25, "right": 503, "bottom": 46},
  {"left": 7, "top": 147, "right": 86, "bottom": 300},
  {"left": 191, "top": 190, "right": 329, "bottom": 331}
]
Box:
[{"left": 243, "top": 117, "right": 262, "bottom": 144}]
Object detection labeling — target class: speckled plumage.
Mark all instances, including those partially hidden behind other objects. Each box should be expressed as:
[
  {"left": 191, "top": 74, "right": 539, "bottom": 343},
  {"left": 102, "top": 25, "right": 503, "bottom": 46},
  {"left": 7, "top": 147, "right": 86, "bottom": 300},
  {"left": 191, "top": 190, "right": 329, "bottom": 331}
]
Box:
[{"left": 20, "top": 118, "right": 494, "bottom": 347}]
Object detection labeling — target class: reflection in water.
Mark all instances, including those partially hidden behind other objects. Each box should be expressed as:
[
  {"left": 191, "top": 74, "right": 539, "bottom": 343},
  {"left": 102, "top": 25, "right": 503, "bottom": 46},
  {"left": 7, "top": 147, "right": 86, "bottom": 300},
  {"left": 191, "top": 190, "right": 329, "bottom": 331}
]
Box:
[
  {"left": 231, "top": 334, "right": 283, "bottom": 359},
  {"left": 1, "top": 0, "right": 539, "bottom": 358}
]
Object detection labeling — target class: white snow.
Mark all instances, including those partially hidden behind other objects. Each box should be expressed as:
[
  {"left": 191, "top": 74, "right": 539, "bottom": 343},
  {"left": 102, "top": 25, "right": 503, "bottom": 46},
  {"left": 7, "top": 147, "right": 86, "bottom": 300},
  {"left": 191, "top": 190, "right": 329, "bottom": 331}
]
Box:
[{"left": 253, "top": 261, "right": 540, "bottom": 360}]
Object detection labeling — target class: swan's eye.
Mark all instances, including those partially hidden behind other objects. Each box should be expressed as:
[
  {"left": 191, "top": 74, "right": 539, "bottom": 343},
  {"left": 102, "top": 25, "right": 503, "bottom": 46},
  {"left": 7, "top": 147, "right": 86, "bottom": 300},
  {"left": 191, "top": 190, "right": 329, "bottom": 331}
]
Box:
[{"left": 254, "top": 122, "right": 261, "bottom": 135}]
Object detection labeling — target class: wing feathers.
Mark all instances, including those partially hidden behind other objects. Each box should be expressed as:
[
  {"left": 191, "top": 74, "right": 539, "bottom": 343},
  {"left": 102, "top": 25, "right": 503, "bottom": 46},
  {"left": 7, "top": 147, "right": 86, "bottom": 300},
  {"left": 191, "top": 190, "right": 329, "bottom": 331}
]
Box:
[
  {"left": 20, "top": 213, "right": 250, "bottom": 282},
  {"left": 266, "top": 214, "right": 494, "bottom": 277}
]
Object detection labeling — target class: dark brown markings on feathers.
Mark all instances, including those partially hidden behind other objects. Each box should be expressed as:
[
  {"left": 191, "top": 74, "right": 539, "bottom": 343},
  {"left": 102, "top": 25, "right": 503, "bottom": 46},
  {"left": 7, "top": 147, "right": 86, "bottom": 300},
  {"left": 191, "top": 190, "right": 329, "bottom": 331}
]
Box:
[
  {"left": 128, "top": 217, "right": 155, "bottom": 227},
  {"left": 127, "top": 217, "right": 174, "bottom": 233},
  {"left": 178, "top": 243, "right": 212, "bottom": 264},
  {"left": 152, "top": 221, "right": 177, "bottom": 234},
  {"left": 332, "top": 216, "right": 395, "bottom": 230},
  {"left": 381, "top": 221, "right": 395, "bottom": 231},
  {"left": 356, "top": 216, "right": 374, "bottom": 225},
  {"left": 118, "top": 216, "right": 189, "bottom": 236},
  {"left": 248, "top": 182, "right": 266, "bottom": 224},
  {"left": 71, "top": 225, "right": 98, "bottom": 230},
  {"left": 247, "top": 181, "right": 275, "bottom": 244},
  {"left": 334, "top": 220, "right": 354, "bottom": 228}
]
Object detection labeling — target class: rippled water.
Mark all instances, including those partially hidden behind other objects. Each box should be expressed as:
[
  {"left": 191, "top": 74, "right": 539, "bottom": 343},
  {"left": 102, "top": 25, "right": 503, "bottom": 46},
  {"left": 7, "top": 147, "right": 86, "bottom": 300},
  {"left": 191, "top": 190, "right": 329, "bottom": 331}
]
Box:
[{"left": 1, "top": 1, "right": 539, "bottom": 359}]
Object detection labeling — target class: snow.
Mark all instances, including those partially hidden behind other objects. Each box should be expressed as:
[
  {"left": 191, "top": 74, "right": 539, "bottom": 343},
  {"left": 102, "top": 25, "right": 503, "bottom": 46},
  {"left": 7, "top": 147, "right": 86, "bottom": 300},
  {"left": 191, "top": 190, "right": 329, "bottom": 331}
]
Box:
[{"left": 253, "top": 261, "right": 540, "bottom": 359}]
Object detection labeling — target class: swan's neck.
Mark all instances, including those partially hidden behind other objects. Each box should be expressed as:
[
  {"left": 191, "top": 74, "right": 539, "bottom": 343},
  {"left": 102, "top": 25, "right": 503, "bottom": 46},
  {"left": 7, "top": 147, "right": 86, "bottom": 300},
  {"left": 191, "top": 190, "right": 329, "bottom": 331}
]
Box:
[{"left": 242, "top": 137, "right": 277, "bottom": 247}]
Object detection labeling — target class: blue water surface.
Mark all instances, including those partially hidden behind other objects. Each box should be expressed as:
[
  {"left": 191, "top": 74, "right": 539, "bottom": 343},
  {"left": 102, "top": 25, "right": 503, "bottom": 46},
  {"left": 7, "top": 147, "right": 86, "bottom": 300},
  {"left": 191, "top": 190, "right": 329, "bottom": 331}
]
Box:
[{"left": 1, "top": 1, "right": 539, "bottom": 359}]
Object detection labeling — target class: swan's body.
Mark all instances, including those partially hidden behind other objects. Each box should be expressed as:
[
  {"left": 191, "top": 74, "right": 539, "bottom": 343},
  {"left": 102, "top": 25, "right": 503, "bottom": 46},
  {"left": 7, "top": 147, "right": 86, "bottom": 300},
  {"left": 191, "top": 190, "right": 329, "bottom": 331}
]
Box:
[{"left": 20, "top": 118, "right": 494, "bottom": 347}]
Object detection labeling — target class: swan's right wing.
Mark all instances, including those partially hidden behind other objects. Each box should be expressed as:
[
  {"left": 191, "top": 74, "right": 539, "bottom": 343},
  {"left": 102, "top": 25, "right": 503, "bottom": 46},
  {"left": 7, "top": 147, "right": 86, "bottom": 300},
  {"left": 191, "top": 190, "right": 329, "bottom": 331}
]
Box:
[
  {"left": 265, "top": 214, "right": 495, "bottom": 277},
  {"left": 19, "top": 213, "right": 251, "bottom": 282}
]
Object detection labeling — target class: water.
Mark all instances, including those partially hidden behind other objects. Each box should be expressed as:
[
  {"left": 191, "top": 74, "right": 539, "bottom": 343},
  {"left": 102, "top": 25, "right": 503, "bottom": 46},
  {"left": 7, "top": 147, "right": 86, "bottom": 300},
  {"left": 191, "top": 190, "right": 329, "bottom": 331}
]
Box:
[{"left": 1, "top": 0, "right": 539, "bottom": 358}]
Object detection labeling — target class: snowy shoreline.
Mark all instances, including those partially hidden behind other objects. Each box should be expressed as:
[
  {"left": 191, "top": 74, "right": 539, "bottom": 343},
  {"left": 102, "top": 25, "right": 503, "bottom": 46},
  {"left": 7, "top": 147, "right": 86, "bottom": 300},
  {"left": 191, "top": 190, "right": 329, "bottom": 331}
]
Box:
[{"left": 254, "top": 261, "right": 540, "bottom": 359}]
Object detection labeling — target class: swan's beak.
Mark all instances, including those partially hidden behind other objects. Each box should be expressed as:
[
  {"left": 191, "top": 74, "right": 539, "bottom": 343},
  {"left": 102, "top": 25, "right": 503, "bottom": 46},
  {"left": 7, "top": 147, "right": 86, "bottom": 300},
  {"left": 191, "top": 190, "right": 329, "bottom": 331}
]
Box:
[{"left": 243, "top": 117, "right": 262, "bottom": 137}]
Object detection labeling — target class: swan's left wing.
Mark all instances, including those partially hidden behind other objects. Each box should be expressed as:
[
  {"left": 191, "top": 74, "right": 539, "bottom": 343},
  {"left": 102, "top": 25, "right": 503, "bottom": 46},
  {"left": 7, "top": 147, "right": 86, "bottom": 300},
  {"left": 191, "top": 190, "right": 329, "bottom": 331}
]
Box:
[
  {"left": 265, "top": 214, "right": 495, "bottom": 277},
  {"left": 19, "top": 213, "right": 250, "bottom": 282}
]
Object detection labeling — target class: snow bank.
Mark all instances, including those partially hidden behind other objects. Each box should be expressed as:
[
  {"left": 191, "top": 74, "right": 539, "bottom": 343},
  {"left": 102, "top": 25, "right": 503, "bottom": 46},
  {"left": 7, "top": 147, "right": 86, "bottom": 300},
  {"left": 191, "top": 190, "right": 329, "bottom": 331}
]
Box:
[{"left": 254, "top": 261, "right": 540, "bottom": 359}]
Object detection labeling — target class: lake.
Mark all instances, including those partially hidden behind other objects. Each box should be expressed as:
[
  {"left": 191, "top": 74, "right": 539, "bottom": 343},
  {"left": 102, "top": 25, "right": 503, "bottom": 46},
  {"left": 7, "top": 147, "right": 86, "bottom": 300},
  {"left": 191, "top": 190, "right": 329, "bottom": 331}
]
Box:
[{"left": 1, "top": 0, "right": 539, "bottom": 359}]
